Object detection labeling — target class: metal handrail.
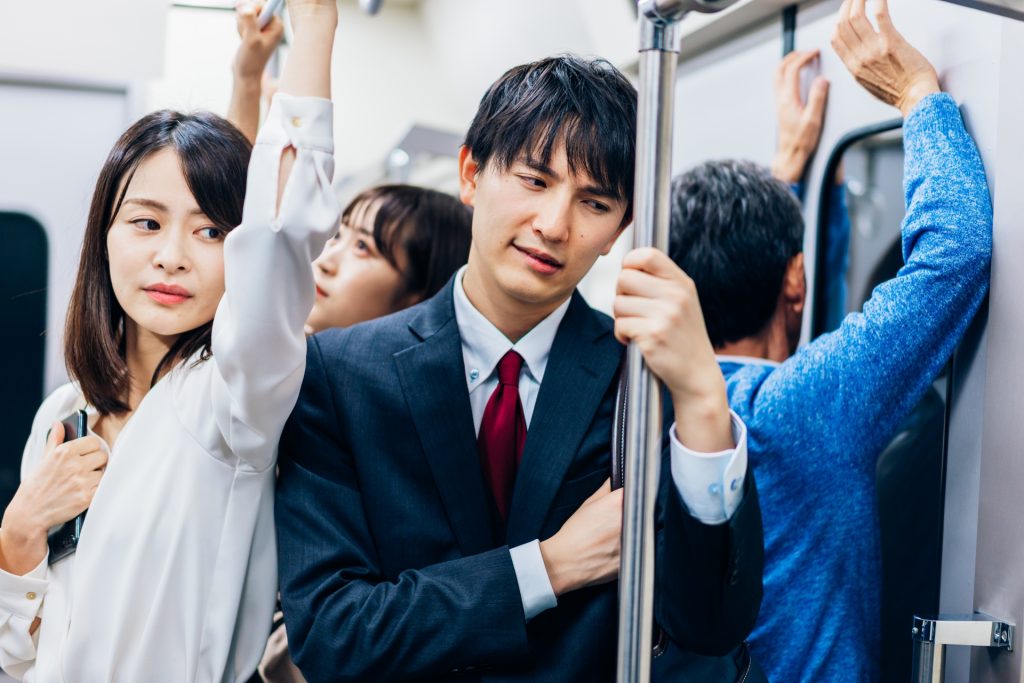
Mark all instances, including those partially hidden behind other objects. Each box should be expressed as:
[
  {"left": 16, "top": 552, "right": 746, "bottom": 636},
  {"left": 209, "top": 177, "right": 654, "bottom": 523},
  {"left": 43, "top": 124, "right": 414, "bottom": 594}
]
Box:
[{"left": 616, "top": 2, "right": 739, "bottom": 681}]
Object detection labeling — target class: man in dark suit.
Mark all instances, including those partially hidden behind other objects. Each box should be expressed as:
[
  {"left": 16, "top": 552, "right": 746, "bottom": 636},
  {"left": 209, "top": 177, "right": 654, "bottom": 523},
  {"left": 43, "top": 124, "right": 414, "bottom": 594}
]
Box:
[{"left": 276, "top": 55, "right": 763, "bottom": 682}]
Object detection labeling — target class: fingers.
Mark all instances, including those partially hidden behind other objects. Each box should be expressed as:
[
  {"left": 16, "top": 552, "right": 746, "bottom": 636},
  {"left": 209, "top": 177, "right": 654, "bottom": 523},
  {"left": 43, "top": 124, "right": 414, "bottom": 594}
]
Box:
[
  {"left": 874, "top": 0, "right": 896, "bottom": 34},
  {"left": 80, "top": 449, "right": 109, "bottom": 472},
  {"left": 835, "top": 1, "right": 862, "bottom": 49},
  {"left": 617, "top": 256, "right": 695, "bottom": 303},
  {"left": 61, "top": 435, "right": 104, "bottom": 458},
  {"left": 612, "top": 293, "right": 654, "bottom": 320},
  {"left": 774, "top": 50, "right": 803, "bottom": 92},
  {"left": 802, "top": 76, "right": 830, "bottom": 125},
  {"left": 781, "top": 50, "right": 820, "bottom": 106},
  {"left": 46, "top": 421, "right": 64, "bottom": 450},
  {"left": 620, "top": 247, "right": 683, "bottom": 280},
  {"left": 236, "top": 1, "right": 259, "bottom": 35},
  {"left": 846, "top": 0, "right": 875, "bottom": 41},
  {"left": 613, "top": 315, "right": 651, "bottom": 347}
]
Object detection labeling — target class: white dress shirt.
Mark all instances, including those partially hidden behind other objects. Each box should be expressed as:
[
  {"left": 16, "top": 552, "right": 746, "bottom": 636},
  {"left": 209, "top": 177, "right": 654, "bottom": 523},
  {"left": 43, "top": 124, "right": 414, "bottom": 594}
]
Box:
[
  {"left": 452, "top": 267, "right": 748, "bottom": 620},
  {"left": 0, "top": 95, "right": 340, "bottom": 682}
]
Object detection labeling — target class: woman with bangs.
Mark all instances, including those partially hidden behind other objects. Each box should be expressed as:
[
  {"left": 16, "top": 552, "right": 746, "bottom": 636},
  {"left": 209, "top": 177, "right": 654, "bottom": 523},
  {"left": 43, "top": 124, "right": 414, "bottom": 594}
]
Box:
[
  {"left": 305, "top": 184, "right": 472, "bottom": 335},
  {"left": 0, "top": 0, "right": 340, "bottom": 680}
]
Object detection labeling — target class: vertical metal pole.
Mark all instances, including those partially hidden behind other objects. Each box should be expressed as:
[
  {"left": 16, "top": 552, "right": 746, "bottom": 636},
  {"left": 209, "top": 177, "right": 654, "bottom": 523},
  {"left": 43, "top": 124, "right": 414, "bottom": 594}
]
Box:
[
  {"left": 911, "top": 640, "right": 944, "bottom": 683},
  {"left": 616, "top": 14, "right": 682, "bottom": 683}
]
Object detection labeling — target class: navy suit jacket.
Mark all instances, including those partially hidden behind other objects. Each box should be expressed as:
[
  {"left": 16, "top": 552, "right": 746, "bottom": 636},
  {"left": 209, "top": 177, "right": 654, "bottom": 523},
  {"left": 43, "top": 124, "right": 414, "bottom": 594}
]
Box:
[{"left": 276, "top": 280, "right": 763, "bottom": 682}]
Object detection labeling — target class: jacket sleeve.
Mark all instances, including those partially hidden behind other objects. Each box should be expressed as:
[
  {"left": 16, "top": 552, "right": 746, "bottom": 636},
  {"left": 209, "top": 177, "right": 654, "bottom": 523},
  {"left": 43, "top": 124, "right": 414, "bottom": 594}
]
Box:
[
  {"left": 655, "top": 467, "right": 763, "bottom": 656},
  {"left": 275, "top": 336, "right": 530, "bottom": 683}
]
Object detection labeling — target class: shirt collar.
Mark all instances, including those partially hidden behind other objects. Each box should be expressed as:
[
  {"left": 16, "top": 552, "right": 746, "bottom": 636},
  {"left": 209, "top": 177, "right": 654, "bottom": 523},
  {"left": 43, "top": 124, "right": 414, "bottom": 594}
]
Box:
[
  {"left": 715, "top": 354, "right": 782, "bottom": 368},
  {"left": 453, "top": 265, "right": 572, "bottom": 392}
]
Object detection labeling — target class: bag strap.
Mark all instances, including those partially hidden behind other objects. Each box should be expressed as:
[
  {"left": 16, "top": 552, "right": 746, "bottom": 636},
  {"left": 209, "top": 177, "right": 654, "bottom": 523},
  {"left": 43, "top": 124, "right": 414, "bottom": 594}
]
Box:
[{"left": 611, "top": 356, "right": 629, "bottom": 491}]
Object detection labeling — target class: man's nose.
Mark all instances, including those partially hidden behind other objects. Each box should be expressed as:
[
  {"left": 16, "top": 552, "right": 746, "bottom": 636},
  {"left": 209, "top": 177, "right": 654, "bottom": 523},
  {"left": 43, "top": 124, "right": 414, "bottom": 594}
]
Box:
[{"left": 532, "top": 194, "right": 572, "bottom": 243}]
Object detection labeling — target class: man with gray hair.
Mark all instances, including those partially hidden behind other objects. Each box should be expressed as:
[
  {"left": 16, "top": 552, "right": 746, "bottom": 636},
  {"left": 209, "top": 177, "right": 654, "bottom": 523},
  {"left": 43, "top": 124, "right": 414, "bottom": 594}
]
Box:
[{"left": 658, "top": 1, "right": 992, "bottom": 681}]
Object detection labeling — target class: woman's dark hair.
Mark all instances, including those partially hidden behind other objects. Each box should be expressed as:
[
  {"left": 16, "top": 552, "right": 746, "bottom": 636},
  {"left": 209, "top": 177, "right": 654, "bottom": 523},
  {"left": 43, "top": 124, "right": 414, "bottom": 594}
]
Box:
[
  {"left": 669, "top": 159, "right": 805, "bottom": 348},
  {"left": 342, "top": 184, "right": 472, "bottom": 302},
  {"left": 65, "top": 110, "right": 252, "bottom": 415},
  {"left": 463, "top": 55, "right": 637, "bottom": 224}
]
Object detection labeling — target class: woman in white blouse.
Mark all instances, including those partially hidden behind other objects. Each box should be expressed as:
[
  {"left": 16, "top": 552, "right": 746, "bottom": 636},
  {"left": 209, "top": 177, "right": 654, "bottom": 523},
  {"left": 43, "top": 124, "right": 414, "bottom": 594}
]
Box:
[{"left": 0, "top": 1, "right": 339, "bottom": 680}]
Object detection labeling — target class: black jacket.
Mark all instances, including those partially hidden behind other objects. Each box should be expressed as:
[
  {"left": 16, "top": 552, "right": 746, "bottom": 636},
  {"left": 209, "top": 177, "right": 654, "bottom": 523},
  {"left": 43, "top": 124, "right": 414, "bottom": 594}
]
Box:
[{"left": 276, "top": 280, "right": 764, "bottom": 682}]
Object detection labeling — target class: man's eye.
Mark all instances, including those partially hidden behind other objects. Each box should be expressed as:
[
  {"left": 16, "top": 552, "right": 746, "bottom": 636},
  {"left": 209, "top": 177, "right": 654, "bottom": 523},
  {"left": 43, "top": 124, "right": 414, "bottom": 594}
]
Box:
[
  {"left": 585, "top": 199, "right": 610, "bottom": 213},
  {"left": 518, "top": 175, "right": 546, "bottom": 189},
  {"left": 354, "top": 239, "right": 371, "bottom": 253},
  {"left": 132, "top": 218, "right": 160, "bottom": 231}
]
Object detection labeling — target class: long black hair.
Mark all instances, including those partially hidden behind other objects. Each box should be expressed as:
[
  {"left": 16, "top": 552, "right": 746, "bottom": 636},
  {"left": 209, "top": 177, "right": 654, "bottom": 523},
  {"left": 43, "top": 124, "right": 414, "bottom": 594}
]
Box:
[{"left": 65, "top": 110, "right": 252, "bottom": 415}]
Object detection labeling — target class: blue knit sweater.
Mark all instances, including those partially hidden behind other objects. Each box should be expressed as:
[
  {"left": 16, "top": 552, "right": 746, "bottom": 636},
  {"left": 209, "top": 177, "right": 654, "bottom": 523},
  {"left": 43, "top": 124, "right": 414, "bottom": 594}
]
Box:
[{"left": 727, "top": 93, "right": 992, "bottom": 683}]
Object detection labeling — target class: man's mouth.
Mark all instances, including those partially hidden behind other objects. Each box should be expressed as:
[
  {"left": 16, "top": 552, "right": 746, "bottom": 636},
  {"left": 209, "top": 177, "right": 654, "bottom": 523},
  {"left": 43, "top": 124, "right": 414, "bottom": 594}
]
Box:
[{"left": 514, "top": 244, "right": 563, "bottom": 274}]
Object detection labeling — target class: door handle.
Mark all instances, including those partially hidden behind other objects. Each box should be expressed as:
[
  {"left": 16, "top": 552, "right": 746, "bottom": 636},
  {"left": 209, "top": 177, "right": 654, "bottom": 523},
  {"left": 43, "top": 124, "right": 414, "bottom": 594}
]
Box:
[{"left": 911, "top": 613, "right": 1014, "bottom": 683}]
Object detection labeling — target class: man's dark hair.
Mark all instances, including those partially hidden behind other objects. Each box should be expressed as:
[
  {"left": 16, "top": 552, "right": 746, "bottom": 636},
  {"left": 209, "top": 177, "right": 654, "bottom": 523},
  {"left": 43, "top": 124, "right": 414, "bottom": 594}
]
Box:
[
  {"left": 669, "top": 160, "right": 805, "bottom": 348},
  {"left": 464, "top": 55, "right": 637, "bottom": 222},
  {"left": 341, "top": 184, "right": 472, "bottom": 303},
  {"left": 65, "top": 110, "right": 251, "bottom": 415}
]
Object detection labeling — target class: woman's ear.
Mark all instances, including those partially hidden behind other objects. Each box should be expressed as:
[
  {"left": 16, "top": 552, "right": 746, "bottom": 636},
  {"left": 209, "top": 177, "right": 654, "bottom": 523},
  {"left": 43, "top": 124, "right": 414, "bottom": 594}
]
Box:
[{"left": 458, "top": 146, "right": 479, "bottom": 207}]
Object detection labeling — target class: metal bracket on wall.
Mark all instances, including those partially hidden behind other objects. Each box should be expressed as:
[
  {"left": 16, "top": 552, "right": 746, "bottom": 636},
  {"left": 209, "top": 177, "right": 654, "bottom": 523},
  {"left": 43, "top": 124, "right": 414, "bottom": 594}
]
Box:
[{"left": 911, "top": 613, "right": 1014, "bottom": 683}]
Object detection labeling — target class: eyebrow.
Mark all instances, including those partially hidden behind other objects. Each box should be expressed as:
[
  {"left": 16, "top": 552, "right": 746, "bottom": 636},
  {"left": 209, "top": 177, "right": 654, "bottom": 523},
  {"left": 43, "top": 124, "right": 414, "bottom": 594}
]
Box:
[
  {"left": 341, "top": 223, "right": 374, "bottom": 238},
  {"left": 520, "top": 158, "right": 622, "bottom": 202},
  {"left": 122, "top": 197, "right": 206, "bottom": 216}
]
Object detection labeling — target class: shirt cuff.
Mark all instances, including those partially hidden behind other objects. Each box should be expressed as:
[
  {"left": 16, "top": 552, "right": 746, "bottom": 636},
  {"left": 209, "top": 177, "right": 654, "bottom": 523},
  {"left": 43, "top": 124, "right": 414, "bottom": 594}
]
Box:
[
  {"left": 509, "top": 540, "right": 558, "bottom": 621},
  {"left": 258, "top": 93, "right": 335, "bottom": 154},
  {"left": 669, "top": 411, "right": 748, "bottom": 524},
  {"left": 0, "top": 553, "right": 48, "bottom": 621}
]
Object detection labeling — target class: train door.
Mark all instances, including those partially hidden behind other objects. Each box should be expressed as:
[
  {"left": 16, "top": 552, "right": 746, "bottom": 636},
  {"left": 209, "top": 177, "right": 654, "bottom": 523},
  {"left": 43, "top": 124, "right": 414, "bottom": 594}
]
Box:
[
  {"left": 0, "top": 212, "right": 47, "bottom": 511},
  {"left": 0, "top": 73, "right": 133, "bottom": 511}
]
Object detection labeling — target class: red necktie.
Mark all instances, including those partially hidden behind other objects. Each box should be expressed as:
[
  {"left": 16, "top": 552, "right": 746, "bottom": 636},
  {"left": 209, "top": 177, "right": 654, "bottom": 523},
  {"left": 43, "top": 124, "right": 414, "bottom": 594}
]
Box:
[{"left": 478, "top": 350, "right": 527, "bottom": 520}]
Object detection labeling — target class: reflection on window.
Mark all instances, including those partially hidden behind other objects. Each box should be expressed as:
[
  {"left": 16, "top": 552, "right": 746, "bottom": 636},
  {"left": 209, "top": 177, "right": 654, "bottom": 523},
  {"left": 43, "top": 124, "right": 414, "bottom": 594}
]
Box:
[
  {"left": 815, "top": 131, "right": 947, "bottom": 683},
  {"left": 843, "top": 132, "right": 906, "bottom": 317}
]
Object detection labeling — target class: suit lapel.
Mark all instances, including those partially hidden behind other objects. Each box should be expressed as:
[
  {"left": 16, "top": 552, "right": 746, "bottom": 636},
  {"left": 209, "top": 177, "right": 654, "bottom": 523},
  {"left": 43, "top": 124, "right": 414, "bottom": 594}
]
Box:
[
  {"left": 505, "top": 292, "right": 623, "bottom": 545},
  {"left": 394, "top": 282, "right": 497, "bottom": 555}
]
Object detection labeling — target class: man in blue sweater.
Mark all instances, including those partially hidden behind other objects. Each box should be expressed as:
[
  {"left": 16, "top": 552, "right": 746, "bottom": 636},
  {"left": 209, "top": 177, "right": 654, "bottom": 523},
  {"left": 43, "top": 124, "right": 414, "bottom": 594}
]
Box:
[{"left": 658, "top": 1, "right": 993, "bottom": 681}]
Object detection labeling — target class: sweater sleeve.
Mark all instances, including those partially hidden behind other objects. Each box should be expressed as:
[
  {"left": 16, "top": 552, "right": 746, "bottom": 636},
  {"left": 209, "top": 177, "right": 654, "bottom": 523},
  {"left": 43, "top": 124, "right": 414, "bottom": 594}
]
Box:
[{"left": 736, "top": 93, "right": 992, "bottom": 470}]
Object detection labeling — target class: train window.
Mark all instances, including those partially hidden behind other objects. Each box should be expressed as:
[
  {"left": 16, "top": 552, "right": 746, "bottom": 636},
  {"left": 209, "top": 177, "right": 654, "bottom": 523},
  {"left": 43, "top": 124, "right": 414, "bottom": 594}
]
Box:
[
  {"left": 813, "top": 126, "right": 948, "bottom": 683},
  {"left": 0, "top": 212, "right": 48, "bottom": 512}
]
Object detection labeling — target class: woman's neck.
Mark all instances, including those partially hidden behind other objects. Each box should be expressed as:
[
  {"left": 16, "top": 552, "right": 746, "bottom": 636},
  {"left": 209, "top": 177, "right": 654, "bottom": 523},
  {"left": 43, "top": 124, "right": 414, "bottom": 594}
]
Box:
[{"left": 122, "top": 320, "right": 179, "bottom": 412}]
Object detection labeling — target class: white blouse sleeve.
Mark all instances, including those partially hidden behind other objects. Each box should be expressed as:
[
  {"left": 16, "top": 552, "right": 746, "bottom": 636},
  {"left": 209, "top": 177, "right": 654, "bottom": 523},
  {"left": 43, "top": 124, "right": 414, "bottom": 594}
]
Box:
[
  {"left": 0, "top": 386, "right": 73, "bottom": 679},
  {"left": 0, "top": 556, "right": 48, "bottom": 680},
  {"left": 207, "top": 94, "right": 340, "bottom": 471}
]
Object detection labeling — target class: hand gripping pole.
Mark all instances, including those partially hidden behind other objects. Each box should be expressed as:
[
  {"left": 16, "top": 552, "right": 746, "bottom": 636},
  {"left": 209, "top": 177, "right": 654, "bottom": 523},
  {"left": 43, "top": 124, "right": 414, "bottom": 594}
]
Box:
[{"left": 616, "top": 3, "right": 738, "bottom": 681}]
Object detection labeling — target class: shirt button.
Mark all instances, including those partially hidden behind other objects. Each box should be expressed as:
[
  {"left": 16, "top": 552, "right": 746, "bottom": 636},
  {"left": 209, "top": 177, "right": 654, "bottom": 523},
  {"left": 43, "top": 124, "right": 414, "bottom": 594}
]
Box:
[
  {"left": 469, "top": 368, "right": 480, "bottom": 382},
  {"left": 25, "top": 592, "right": 36, "bottom": 600},
  {"left": 730, "top": 477, "right": 741, "bottom": 491},
  {"left": 708, "top": 483, "right": 721, "bottom": 495},
  {"left": 290, "top": 116, "right": 303, "bottom": 128}
]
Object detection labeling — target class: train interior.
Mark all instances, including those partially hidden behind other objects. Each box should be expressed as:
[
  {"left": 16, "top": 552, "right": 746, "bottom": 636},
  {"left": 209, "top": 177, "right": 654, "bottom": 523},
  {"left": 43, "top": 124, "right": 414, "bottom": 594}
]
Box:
[{"left": 3, "top": 1, "right": 1024, "bottom": 680}]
